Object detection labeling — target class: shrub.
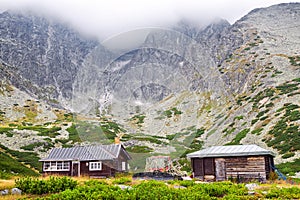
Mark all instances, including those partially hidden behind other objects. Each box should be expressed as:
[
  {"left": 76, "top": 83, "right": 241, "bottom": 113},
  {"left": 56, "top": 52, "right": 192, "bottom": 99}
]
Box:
[
  {"left": 112, "top": 177, "right": 132, "bottom": 185},
  {"left": 166, "top": 134, "right": 176, "bottom": 140},
  {"left": 282, "top": 152, "right": 295, "bottom": 159},
  {"left": 234, "top": 115, "right": 244, "bottom": 120},
  {"left": 126, "top": 145, "right": 153, "bottom": 153},
  {"left": 15, "top": 176, "right": 78, "bottom": 195},
  {"left": 130, "top": 115, "right": 146, "bottom": 124},
  {"left": 251, "top": 128, "right": 263, "bottom": 135},
  {"left": 227, "top": 128, "right": 250, "bottom": 145},
  {"left": 266, "top": 187, "right": 300, "bottom": 199},
  {"left": 66, "top": 123, "right": 81, "bottom": 143}
]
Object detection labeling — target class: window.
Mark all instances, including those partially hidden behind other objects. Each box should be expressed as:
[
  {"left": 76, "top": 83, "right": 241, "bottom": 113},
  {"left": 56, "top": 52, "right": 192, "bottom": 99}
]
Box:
[
  {"left": 89, "top": 162, "right": 102, "bottom": 171},
  {"left": 122, "top": 161, "right": 126, "bottom": 171},
  {"left": 43, "top": 161, "right": 70, "bottom": 171},
  {"left": 63, "top": 162, "right": 70, "bottom": 170}
]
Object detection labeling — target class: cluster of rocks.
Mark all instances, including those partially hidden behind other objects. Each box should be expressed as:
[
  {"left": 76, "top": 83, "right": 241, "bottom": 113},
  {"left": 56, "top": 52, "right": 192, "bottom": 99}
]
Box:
[{"left": 0, "top": 188, "right": 22, "bottom": 196}]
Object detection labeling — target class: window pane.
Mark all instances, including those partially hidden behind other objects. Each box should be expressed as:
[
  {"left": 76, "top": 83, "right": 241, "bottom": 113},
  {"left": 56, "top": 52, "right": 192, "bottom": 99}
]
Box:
[
  {"left": 44, "top": 162, "right": 50, "bottom": 170},
  {"left": 57, "top": 162, "right": 62, "bottom": 170},
  {"left": 50, "top": 162, "right": 57, "bottom": 170},
  {"left": 63, "top": 162, "right": 69, "bottom": 170}
]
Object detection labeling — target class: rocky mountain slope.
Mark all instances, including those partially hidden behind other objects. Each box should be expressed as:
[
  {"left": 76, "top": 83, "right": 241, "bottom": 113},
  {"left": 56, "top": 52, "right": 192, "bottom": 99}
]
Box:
[{"left": 0, "top": 3, "right": 299, "bottom": 175}]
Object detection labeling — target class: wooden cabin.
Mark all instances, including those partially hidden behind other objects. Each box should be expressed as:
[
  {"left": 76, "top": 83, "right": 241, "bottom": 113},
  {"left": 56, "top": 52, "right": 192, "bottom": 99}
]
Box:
[
  {"left": 187, "top": 145, "right": 275, "bottom": 182},
  {"left": 39, "top": 144, "right": 131, "bottom": 177}
]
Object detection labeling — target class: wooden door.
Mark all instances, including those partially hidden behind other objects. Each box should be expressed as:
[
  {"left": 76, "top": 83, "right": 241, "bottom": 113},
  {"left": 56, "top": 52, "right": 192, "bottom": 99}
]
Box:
[
  {"left": 72, "top": 163, "right": 79, "bottom": 176},
  {"left": 192, "top": 158, "right": 204, "bottom": 177},
  {"left": 204, "top": 158, "right": 215, "bottom": 175},
  {"left": 215, "top": 158, "right": 226, "bottom": 181}
]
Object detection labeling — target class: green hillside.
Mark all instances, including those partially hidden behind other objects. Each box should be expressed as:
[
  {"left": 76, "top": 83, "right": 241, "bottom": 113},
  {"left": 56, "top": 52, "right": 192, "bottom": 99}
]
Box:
[{"left": 0, "top": 148, "right": 39, "bottom": 179}]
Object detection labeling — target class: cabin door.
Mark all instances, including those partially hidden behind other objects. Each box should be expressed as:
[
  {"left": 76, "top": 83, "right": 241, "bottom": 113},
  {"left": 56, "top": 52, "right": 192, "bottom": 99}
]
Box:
[
  {"left": 215, "top": 158, "right": 226, "bottom": 181},
  {"left": 72, "top": 162, "right": 79, "bottom": 176}
]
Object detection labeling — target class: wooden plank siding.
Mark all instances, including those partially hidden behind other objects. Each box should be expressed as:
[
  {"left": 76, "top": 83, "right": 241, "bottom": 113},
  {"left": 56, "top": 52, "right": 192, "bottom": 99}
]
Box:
[
  {"left": 264, "top": 155, "right": 274, "bottom": 179},
  {"left": 80, "top": 161, "right": 115, "bottom": 177},
  {"left": 192, "top": 155, "right": 274, "bottom": 182},
  {"left": 224, "top": 156, "right": 267, "bottom": 182},
  {"left": 192, "top": 158, "right": 204, "bottom": 179}
]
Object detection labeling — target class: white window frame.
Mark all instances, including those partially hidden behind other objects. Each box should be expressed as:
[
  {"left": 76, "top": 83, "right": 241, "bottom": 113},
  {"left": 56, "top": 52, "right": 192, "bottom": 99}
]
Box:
[
  {"left": 89, "top": 161, "right": 102, "bottom": 171},
  {"left": 43, "top": 161, "right": 70, "bottom": 171}
]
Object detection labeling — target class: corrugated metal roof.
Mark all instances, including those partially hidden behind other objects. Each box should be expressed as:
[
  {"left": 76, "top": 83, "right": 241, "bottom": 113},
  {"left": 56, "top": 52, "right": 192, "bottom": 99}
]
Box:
[
  {"left": 40, "top": 144, "right": 127, "bottom": 161},
  {"left": 186, "top": 144, "right": 275, "bottom": 158}
]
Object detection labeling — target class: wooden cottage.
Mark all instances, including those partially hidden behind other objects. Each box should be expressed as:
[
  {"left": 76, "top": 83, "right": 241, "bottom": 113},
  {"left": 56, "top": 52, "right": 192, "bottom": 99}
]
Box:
[
  {"left": 39, "top": 144, "right": 131, "bottom": 177},
  {"left": 187, "top": 145, "right": 275, "bottom": 182}
]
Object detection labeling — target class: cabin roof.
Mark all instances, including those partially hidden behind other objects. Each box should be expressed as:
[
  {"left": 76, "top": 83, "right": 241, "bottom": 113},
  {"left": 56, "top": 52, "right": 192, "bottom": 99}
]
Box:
[
  {"left": 186, "top": 144, "right": 275, "bottom": 158},
  {"left": 40, "top": 144, "right": 131, "bottom": 161}
]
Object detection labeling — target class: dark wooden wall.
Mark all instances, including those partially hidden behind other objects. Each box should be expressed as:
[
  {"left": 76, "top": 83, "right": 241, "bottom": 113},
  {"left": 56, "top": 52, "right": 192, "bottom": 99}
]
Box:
[
  {"left": 191, "top": 155, "right": 274, "bottom": 182},
  {"left": 264, "top": 155, "right": 275, "bottom": 179},
  {"left": 192, "top": 158, "right": 215, "bottom": 180},
  {"left": 80, "top": 161, "right": 114, "bottom": 177}
]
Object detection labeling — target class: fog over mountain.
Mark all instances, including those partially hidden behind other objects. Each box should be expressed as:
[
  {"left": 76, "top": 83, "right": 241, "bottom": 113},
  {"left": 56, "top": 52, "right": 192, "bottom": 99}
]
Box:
[{"left": 0, "top": 0, "right": 296, "bottom": 42}]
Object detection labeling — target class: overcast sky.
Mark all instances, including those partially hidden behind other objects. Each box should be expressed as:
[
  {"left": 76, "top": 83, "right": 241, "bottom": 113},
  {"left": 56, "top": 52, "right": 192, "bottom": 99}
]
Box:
[{"left": 0, "top": 0, "right": 298, "bottom": 41}]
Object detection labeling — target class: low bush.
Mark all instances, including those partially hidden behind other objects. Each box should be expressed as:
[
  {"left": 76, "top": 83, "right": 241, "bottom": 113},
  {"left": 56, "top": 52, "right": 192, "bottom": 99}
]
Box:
[
  {"left": 266, "top": 186, "right": 300, "bottom": 199},
  {"left": 112, "top": 177, "right": 132, "bottom": 185},
  {"left": 226, "top": 128, "right": 250, "bottom": 145},
  {"left": 15, "top": 176, "right": 77, "bottom": 195},
  {"left": 126, "top": 145, "right": 153, "bottom": 153}
]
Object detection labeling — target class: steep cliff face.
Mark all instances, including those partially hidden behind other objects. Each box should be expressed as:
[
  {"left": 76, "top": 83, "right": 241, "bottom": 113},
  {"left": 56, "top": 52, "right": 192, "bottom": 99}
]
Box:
[
  {"left": 71, "top": 18, "right": 237, "bottom": 119},
  {"left": 0, "top": 3, "right": 299, "bottom": 171},
  {"left": 0, "top": 11, "right": 99, "bottom": 102},
  {"left": 205, "top": 3, "right": 300, "bottom": 164},
  {"left": 220, "top": 3, "right": 300, "bottom": 94}
]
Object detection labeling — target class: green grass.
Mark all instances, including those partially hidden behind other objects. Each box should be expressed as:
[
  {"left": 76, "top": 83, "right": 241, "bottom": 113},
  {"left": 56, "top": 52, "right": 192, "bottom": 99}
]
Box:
[
  {"left": 0, "top": 149, "right": 39, "bottom": 178},
  {"left": 166, "top": 134, "right": 176, "bottom": 140},
  {"left": 234, "top": 115, "right": 244, "bottom": 120},
  {"left": 70, "top": 120, "right": 125, "bottom": 144},
  {"left": 282, "top": 152, "right": 295, "bottom": 159},
  {"left": 226, "top": 128, "right": 250, "bottom": 145},
  {"left": 66, "top": 123, "right": 82, "bottom": 143},
  {"left": 163, "top": 107, "right": 183, "bottom": 118},
  {"left": 20, "top": 141, "right": 54, "bottom": 152},
  {"left": 250, "top": 88, "right": 275, "bottom": 109},
  {"left": 276, "top": 83, "right": 299, "bottom": 95},
  {"left": 130, "top": 115, "right": 146, "bottom": 124},
  {"left": 16, "top": 125, "right": 61, "bottom": 138},
  {"left": 126, "top": 145, "right": 153, "bottom": 153},
  {"left": 133, "top": 136, "right": 167, "bottom": 145},
  {"left": 181, "top": 139, "right": 203, "bottom": 158},
  {"left": 277, "top": 158, "right": 300, "bottom": 175},
  {"left": 0, "top": 127, "right": 13, "bottom": 134},
  {"left": 288, "top": 56, "right": 300, "bottom": 66},
  {"left": 264, "top": 103, "right": 300, "bottom": 154},
  {"left": 0, "top": 144, "right": 42, "bottom": 172},
  {"left": 251, "top": 128, "right": 264, "bottom": 135}
]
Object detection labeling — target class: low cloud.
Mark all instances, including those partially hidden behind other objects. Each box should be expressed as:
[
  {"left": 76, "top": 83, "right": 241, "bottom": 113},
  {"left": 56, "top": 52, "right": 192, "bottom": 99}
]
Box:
[{"left": 0, "top": 0, "right": 296, "bottom": 41}]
